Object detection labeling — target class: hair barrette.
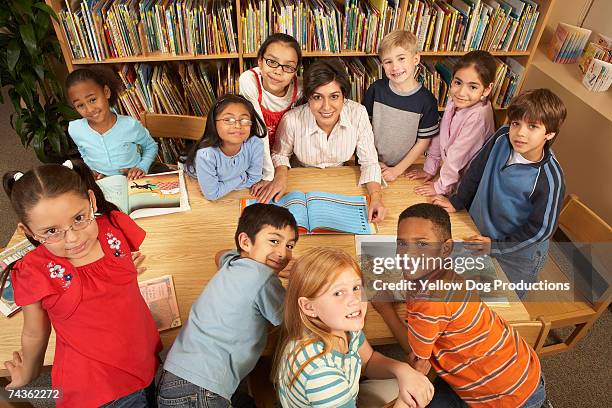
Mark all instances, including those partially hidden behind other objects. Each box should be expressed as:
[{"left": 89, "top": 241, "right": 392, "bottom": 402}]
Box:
[
  {"left": 62, "top": 160, "right": 74, "bottom": 169},
  {"left": 13, "top": 172, "right": 24, "bottom": 182}
]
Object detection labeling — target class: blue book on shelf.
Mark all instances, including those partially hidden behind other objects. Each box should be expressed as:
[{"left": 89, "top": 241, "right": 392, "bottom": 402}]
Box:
[{"left": 241, "top": 191, "right": 378, "bottom": 235}]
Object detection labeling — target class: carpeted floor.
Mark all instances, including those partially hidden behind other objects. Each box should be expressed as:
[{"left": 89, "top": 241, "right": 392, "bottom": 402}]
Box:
[{"left": 1, "top": 89, "right": 610, "bottom": 407}]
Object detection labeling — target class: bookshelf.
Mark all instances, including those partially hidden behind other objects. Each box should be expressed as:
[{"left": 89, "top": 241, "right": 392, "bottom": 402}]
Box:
[{"left": 46, "top": 0, "right": 556, "bottom": 143}]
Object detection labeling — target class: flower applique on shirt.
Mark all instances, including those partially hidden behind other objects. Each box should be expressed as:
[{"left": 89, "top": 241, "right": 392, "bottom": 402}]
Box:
[
  {"left": 47, "top": 261, "right": 72, "bottom": 290},
  {"left": 105, "top": 231, "right": 125, "bottom": 257}
]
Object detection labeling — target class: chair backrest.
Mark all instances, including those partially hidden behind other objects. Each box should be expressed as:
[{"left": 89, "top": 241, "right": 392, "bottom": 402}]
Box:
[
  {"left": 558, "top": 194, "right": 612, "bottom": 243},
  {"left": 510, "top": 317, "right": 550, "bottom": 355},
  {"left": 141, "top": 112, "right": 206, "bottom": 141},
  {"left": 556, "top": 194, "right": 612, "bottom": 308}
]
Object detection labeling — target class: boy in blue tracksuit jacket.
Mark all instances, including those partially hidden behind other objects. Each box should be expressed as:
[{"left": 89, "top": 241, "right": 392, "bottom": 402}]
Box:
[{"left": 433, "top": 89, "right": 567, "bottom": 299}]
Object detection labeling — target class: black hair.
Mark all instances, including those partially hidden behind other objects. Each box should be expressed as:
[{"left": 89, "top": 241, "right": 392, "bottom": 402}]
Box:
[
  {"left": 452, "top": 50, "right": 497, "bottom": 88},
  {"left": 1, "top": 160, "right": 120, "bottom": 297},
  {"left": 65, "top": 67, "right": 124, "bottom": 106},
  {"left": 300, "top": 59, "right": 351, "bottom": 104},
  {"left": 183, "top": 94, "right": 267, "bottom": 174},
  {"left": 235, "top": 203, "right": 299, "bottom": 251},
  {"left": 398, "top": 203, "right": 452, "bottom": 241},
  {"left": 257, "top": 33, "right": 303, "bottom": 67}
]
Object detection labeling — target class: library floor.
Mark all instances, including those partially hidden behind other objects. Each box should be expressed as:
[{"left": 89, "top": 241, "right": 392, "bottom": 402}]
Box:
[{"left": 1, "top": 91, "right": 611, "bottom": 408}]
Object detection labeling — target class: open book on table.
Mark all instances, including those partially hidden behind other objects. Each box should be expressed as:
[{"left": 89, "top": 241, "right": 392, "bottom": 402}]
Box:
[
  {"left": 1, "top": 240, "right": 35, "bottom": 317},
  {"left": 97, "top": 169, "right": 190, "bottom": 219},
  {"left": 241, "top": 191, "right": 378, "bottom": 235}
]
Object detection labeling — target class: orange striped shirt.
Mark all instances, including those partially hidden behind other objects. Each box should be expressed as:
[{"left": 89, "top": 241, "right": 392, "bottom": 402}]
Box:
[{"left": 405, "top": 269, "right": 541, "bottom": 407}]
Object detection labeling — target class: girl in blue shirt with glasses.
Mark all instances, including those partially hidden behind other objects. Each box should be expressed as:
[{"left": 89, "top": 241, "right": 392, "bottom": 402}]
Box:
[
  {"left": 66, "top": 67, "right": 158, "bottom": 180},
  {"left": 183, "top": 95, "right": 267, "bottom": 201}
]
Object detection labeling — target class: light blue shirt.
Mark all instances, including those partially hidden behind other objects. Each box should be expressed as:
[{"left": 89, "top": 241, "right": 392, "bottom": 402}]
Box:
[
  {"left": 164, "top": 251, "right": 285, "bottom": 400},
  {"left": 277, "top": 331, "right": 365, "bottom": 408},
  {"left": 187, "top": 136, "right": 264, "bottom": 201},
  {"left": 68, "top": 114, "right": 158, "bottom": 176}
]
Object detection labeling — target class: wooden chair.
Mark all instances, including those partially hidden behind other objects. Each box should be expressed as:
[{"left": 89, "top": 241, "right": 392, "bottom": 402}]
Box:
[
  {"left": 524, "top": 194, "right": 612, "bottom": 356},
  {"left": 141, "top": 112, "right": 206, "bottom": 141},
  {"left": 509, "top": 317, "right": 551, "bottom": 355}
]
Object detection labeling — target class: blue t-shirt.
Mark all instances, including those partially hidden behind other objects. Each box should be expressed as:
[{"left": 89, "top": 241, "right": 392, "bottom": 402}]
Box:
[
  {"left": 164, "top": 251, "right": 285, "bottom": 400},
  {"left": 277, "top": 331, "right": 365, "bottom": 408},
  {"left": 68, "top": 114, "right": 158, "bottom": 176},
  {"left": 186, "top": 136, "right": 264, "bottom": 201}
]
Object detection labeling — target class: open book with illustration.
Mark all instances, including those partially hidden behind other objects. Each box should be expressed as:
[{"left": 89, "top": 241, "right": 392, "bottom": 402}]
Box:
[
  {"left": 97, "top": 169, "right": 190, "bottom": 219},
  {"left": 1, "top": 240, "right": 35, "bottom": 317},
  {"left": 138, "top": 275, "right": 182, "bottom": 332},
  {"left": 241, "top": 191, "right": 378, "bottom": 235}
]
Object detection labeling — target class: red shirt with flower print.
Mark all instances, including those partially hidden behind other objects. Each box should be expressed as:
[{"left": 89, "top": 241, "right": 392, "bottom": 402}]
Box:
[{"left": 11, "top": 211, "right": 161, "bottom": 408}]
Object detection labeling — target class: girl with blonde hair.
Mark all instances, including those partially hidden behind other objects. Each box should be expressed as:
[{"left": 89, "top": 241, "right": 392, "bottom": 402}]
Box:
[{"left": 273, "top": 247, "right": 433, "bottom": 408}]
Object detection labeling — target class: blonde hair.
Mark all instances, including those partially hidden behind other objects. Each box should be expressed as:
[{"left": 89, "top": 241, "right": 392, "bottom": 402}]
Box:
[
  {"left": 272, "top": 247, "right": 361, "bottom": 388},
  {"left": 378, "top": 29, "right": 418, "bottom": 56}
]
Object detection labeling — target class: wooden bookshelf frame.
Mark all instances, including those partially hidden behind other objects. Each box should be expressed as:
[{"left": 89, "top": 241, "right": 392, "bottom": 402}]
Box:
[{"left": 47, "top": 0, "right": 555, "bottom": 119}]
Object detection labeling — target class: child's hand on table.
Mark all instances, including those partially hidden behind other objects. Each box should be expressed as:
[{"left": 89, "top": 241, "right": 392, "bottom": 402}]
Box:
[
  {"left": 431, "top": 195, "right": 456, "bottom": 213},
  {"left": 131, "top": 252, "right": 147, "bottom": 275},
  {"left": 121, "top": 167, "right": 145, "bottom": 180},
  {"left": 406, "top": 168, "right": 433, "bottom": 182},
  {"left": 464, "top": 235, "right": 492, "bottom": 256},
  {"left": 414, "top": 181, "right": 437, "bottom": 197}
]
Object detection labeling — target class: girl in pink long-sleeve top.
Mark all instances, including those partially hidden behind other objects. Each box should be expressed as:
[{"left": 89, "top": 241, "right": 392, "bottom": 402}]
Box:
[{"left": 408, "top": 51, "right": 497, "bottom": 196}]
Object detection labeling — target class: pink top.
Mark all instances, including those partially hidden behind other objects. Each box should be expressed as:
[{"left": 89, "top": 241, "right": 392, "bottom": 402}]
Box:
[{"left": 423, "top": 99, "right": 495, "bottom": 195}]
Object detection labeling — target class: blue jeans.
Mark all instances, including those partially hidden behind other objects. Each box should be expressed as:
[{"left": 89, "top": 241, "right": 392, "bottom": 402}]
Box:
[
  {"left": 494, "top": 241, "right": 549, "bottom": 299},
  {"left": 100, "top": 380, "right": 156, "bottom": 408},
  {"left": 157, "top": 371, "right": 231, "bottom": 408},
  {"left": 426, "top": 374, "right": 546, "bottom": 408},
  {"left": 520, "top": 373, "right": 547, "bottom": 408}
]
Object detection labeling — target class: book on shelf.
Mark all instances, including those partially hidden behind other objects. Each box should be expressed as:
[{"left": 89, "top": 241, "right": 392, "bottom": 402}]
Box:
[
  {"left": 59, "top": 0, "right": 238, "bottom": 61},
  {"left": 97, "top": 169, "right": 190, "bottom": 219},
  {"left": 582, "top": 58, "right": 612, "bottom": 92},
  {"left": 138, "top": 275, "right": 182, "bottom": 332},
  {"left": 547, "top": 22, "right": 592, "bottom": 64},
  {"left": 403, "top": 0, "right": 539, "bottom": 53},
  {"left": 1, "top": 240, "right": 35, "bottom": 317},
  {"left": 241, "top": 191, "right": 379, "bottom": 235},
  {"left": 578, "top": 34, "right": 612, "bottom": 73}
]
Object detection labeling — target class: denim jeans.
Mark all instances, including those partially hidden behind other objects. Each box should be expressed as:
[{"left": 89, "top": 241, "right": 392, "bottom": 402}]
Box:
[
  {"left": 520, "top": 373, "right": 546, "bottom": 408},
  {"left": 157, "top": 370, "right": 231, "bottom": 408},
  {"left": 494, "top": 241, "right": 549, "bottom": 299},
  {"left": 426, "top": 374, "right": 546, "bottom": 408},
  {"left": 100, "top": 380, "right": 157, "bottom": 408}
]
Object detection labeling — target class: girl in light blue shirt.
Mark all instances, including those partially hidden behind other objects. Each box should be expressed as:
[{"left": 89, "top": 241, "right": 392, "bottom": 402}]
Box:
[
  {"left": 66, "top": 68, "right": 158, "bottom": 180},
  {"left": 184, "top": 94, "right": 267, "bottom": 200}
]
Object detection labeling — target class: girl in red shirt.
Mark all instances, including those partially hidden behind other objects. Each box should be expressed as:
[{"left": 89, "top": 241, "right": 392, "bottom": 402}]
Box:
[{"left": 1, "top": 159, "right": 161, "bottom": 408}]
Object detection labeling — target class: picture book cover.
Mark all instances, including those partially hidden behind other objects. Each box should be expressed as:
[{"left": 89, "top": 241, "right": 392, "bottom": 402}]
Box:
[
  {"left": 97, "top": 169, "right": 190, "bottom": 219},
  {"left": 241, "top": 191, "right": 378, "bottom": 235},
  {"left": 1, "top": 240, "right": 35, "bottom": 317},
  {"left": 138, "top": 275, "right": 182, "bottom": 332}
]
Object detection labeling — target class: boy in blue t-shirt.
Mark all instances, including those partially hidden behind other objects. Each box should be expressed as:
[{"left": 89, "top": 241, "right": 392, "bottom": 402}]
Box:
[
  {"left": 433, "top": 88, "right": 567, "bottom": 299},
  {"left": 158, "top": 203, "right": 299, "bottom": 407},
  {"left": 363, "top": 30, "right": 440, "bottom": 183}
]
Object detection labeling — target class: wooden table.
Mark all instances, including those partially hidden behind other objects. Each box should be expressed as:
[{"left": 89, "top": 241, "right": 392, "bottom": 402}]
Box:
[{"left": 0, "top": 167, "right": 529, "bottom": 376}]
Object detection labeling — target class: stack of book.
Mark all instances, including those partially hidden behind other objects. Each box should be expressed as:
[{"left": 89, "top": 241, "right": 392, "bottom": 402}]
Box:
[
  {"left": 547, "top": 22, "right": 592, "bottom": 64},
  {"left": 59, "top": 0, "right": 239, "bottom": 61},
  {"left": 342, "top": 0, "right": 402, "bottom": 53},
  {"left": 578, "top": 34, "right": 612, "bottom": 73},
  {"left": 404, "top": 0, "right": 540, "bottom": 53}
]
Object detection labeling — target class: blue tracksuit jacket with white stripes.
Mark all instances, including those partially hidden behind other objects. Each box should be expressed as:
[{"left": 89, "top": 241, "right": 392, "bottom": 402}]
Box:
[{"left": 449, "top": 125, "right": 565, "bottom": 257}]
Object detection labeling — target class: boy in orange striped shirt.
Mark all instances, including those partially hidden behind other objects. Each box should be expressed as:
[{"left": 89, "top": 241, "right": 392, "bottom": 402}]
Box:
[{"left": 372, "top": 203, "right": 545, "bottom": 407}]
